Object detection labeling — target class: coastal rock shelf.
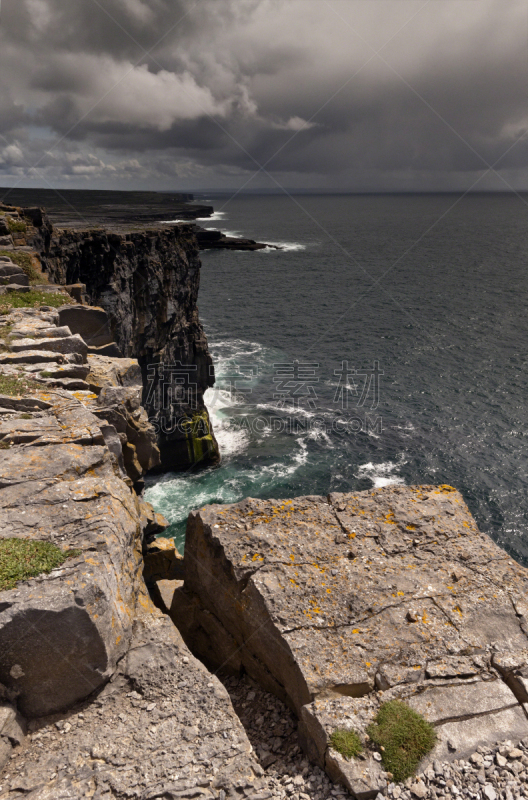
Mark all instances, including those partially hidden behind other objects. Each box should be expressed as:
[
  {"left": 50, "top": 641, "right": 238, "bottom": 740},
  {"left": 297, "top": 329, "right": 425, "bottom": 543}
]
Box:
[
  {"left": 166, "top": 486, "right": 528, "bottom": 798},
  {"left": 0, "top": 306, "right": 264, "bottom": 800}
]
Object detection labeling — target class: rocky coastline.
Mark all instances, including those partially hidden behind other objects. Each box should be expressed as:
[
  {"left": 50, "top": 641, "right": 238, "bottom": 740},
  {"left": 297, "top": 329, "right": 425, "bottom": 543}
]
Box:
[{"left": 1, "top": 201, "right": 528, "bottom": 800}]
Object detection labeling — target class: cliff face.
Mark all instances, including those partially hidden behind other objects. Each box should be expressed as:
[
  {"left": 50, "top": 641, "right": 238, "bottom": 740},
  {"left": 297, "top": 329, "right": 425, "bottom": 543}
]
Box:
[{"left": 39, "top": 224, "right": 219, "bottom": 471}]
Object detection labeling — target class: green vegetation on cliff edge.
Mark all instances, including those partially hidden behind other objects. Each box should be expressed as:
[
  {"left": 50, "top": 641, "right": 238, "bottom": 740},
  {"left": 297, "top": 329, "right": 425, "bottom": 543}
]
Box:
[{"left": 0, "top": 289, "right": 72, "bottom": 313}]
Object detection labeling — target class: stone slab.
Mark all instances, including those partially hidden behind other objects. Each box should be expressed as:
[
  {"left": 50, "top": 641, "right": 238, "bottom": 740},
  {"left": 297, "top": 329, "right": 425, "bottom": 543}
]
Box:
[
  {"left": 57, "top": 305, "right": 114, "bottom": 348},
  {"left": 183, "top": 486, "right": 528, "bottom": 791},
  {"left": 9, "top": 334, "right": 88, "bottom": 359}
]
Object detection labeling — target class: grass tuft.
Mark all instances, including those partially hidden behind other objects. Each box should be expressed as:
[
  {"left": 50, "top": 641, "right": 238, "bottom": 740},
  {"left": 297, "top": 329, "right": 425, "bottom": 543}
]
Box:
[
  {"left": 0, "top": 289, "right": 72, "bottom": 313},
  {"left": 6, "top": 218, "right": 27, "bottom": 234},
  {"left": 329, "top": 728, "right": 363, "bottom": 759},
  {"left": 0, "top": 250, "right": 45, "bottom": 284},
  {"left": 0, "top": 373, "right": 40, "bottom": 396},
  {"left": 367, "top": 700, "right": 436, "bottom": 782},
  {"left": 0, "top": 538, "right": 82, "bottom": 591}
]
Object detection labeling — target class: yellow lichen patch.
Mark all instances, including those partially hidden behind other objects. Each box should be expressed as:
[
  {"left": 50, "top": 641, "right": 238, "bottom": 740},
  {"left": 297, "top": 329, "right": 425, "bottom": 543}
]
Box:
[
  {"left": 406, "top": 524, "right": 417, "bottom": 531},
  {"left": 397, "top": 591, "right": 404, "bottom": 597}
]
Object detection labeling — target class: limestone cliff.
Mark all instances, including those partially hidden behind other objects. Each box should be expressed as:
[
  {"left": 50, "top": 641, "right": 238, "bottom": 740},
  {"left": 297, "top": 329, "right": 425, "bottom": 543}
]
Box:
[{"left": 15, "top": 205, "right": 219, "bottom": 472}]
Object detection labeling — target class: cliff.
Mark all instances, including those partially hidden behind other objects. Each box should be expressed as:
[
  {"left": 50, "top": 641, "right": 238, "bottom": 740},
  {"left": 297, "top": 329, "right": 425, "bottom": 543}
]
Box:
[
  {"left": 0, "top": 304, "right": 265, "bottom": 800},
  {"left": 2, "top": 202, "right": 219, "bottom": 472}
]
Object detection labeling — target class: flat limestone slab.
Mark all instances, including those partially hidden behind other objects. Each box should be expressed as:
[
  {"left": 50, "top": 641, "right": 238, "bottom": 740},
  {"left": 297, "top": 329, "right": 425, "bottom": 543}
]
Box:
[{"left": 184, "top": 486, "right": 528, "bottom": 794}]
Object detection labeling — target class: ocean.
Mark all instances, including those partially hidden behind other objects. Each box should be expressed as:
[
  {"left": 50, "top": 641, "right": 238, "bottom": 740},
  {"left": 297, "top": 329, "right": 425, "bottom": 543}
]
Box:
[{"left": 144, "top": 192, "right": 528, "bottom": 565}]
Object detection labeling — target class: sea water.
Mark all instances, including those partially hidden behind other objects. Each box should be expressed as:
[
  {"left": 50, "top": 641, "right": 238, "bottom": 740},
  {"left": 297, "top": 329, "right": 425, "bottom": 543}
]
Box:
[{"left": 145, "top": 193, "right": 528, "bottom": 565}]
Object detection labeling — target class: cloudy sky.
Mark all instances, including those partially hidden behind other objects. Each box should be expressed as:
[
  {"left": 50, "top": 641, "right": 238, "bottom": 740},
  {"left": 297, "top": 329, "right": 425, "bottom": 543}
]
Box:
[{"left": 0, "top": 0, "right": 526, "bottom": 191}]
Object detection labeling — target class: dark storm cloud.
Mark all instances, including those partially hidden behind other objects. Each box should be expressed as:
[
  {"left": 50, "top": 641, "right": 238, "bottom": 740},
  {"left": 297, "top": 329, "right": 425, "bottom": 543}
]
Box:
[{"left": 0, "top": 0, "right": 526, "bottom": 189}]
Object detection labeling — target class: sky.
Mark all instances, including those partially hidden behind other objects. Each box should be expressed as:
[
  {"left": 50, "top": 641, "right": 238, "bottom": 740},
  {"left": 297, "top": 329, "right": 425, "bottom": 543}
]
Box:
[{"left": 0, "top": 0, "right": 526, "bottom": 192}]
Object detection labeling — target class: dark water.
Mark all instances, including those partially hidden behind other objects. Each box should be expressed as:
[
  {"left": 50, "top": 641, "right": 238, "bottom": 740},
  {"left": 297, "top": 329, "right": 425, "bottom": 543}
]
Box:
[{"left": 145, "top": 192, "right": 528, "bottom": 564}]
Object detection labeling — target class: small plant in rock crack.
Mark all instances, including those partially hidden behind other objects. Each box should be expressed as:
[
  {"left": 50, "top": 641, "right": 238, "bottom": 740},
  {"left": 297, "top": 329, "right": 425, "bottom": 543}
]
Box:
[
  {"left": 329, "top": 728, "right": 363, "bottom": 759},
  {"left": 0, "top": 539, "right": 82, "bottom": 591},
  {"left": 6, "top": 218, "right": 27, "bottom": 233},
  {"left": 367, "top": 700, "right": 436, "bottom": 782}
]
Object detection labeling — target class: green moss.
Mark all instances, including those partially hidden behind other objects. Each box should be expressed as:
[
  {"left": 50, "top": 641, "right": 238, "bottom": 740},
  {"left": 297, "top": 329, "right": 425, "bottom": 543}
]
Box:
[
  {"left": 367, "top": 700, "right": 436, "bottom": 782},
  {"left": 0, "top": 539, "right": 82, "bottom": 591},
  {"left": 0, "top": 250, "right": 44, "bottom": 284},
  {"left": 329, "top": 728, "right": 363, "bottom": 759},
  {"left": 0, "top": 290, "right": 72, "bottom": 313}
]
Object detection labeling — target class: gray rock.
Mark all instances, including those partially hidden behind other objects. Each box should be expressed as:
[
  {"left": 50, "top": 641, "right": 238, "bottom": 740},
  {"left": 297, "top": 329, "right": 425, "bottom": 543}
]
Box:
[
  {"left": 0, "top": 274, "right": 28, "bottom": 287},
  {"left": 57, "top": 305, "right": 114, "bottom": 348},
  {"left": 0, "top": 265, "right": 22, "bottom": 276},
  {"left": 5, "top": 284, "right": 30, "bottom": 292},
  {"left": 9, "top": 334, "right": 88, "bottom": 359},
  {"left": 0, "top": 388, "right": 164, "bottom": 717},
  {"left": 44, "top": 226, "right": 219, "bottom": 471},
  {"left": 0, "top": 701, "right": 25, "bottom": 770},
  {"left": 0, "top": 613, "right": 263, "bottom": 800},
  {"left": 183, "top": 486, "right": 528, "bottom": 791},
  {"left": 0, "top": 350, "right": 66, "bottom": 364}
]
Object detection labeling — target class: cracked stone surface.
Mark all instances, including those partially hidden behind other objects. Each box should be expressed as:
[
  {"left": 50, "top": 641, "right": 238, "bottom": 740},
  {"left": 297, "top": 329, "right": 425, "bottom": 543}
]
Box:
[
  {"left": 181, "top": 486, "right": 528, "bottom": 796},
  {"left": 0, "top": 609, "right": 267, "bottom": 800},
  {"left": 0, "top": 306, "right": 164, "bottom": 719}
]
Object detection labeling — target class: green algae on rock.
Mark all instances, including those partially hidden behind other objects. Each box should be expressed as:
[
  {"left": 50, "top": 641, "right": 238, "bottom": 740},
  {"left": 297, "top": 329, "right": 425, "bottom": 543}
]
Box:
[{"left": 182, "top": 409, "right": 219, "bottom": 467}]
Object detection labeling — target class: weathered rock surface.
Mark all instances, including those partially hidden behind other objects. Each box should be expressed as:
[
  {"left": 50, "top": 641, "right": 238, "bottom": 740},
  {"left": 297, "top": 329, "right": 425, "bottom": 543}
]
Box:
[
  {"left": 0, "top": 607, "right": 267, "bottom": 800},
  {"left": 0, "top": 389, "right": 153, "bottom": 717},
  {"left": 0, "top": 307, "right": 161, "bottom": 482},
  {"left": 57, "top": 305, "right": 114, "bottom": 348},
  {"left": 181, "top": 486, "right": 528, "bottom": 796}
]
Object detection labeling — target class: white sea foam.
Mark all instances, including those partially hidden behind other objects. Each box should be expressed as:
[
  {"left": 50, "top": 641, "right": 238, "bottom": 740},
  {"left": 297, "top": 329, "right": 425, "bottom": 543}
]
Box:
[
  {"left": 255, "top": 402, "right": 319, "bottom": 419},
  {"left": 356, "top": 460, "right": 406, "bottom": 488},
  {"left": 259, "top": 241, "right": 306, "bottom": 252},
  {"left": 205, "top": 387, "right": 249, "bottom": 458},
  {"left": 196, "top": 211, "right": 227, "bottom": 221}
]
